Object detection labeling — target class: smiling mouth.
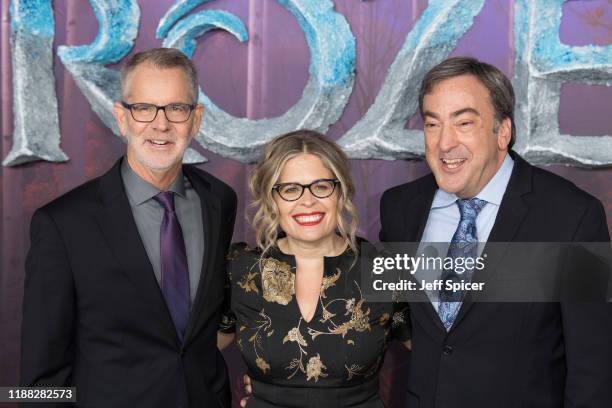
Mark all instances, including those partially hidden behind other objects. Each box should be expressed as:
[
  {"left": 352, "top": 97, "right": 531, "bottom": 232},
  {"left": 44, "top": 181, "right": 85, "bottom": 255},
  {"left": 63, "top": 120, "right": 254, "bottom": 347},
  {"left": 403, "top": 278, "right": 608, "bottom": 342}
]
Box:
[
  {"left": 440, "top": 158, "right": 467, "bottom": 170},
  {"left": 147, "top": 139, "right": 173, "bottom": 147},
  {"left": 292, "top": 212, "right": 325, "bottom": 226}
]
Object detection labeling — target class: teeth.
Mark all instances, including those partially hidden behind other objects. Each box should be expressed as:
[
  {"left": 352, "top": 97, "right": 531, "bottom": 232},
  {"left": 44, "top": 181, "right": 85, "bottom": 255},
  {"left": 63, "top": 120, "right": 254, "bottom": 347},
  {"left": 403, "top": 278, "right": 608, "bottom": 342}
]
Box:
[
  {"left": 294, "top": 214, "right": 323, "bottom": 223},
  {"left": 441, "top": 158, "right": 466, "bottom": 169},
  {"left": 150, "top": 140, "right": 169, "bottom": 145}
]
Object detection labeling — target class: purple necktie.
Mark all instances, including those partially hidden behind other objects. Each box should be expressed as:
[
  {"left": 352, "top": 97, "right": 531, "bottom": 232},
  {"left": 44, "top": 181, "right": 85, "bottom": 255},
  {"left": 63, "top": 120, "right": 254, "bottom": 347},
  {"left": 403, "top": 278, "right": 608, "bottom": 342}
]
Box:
[{"left": 154, "top": 191, "right": 190, "bottom": 342}]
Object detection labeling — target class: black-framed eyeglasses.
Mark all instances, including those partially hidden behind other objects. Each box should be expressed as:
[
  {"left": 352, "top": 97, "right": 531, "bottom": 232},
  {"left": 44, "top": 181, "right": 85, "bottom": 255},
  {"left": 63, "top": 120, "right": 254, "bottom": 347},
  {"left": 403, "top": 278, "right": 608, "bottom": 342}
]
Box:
[
  {"left": 121, "top": 101, "right": 195, "bottom": 123},
  {"left": 273, "top": 178, "right": 340, "bottom": 202}
]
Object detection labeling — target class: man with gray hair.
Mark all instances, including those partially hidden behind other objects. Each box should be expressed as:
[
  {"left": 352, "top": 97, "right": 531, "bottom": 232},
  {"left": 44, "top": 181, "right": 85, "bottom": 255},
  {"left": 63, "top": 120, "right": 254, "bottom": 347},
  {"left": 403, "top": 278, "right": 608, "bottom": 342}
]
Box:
[
  {"left": 21, "top": 48, "right": 236, "bottom": 407},
  {"left": 380, "top": 57, "right": 611, "bottom": 407}
]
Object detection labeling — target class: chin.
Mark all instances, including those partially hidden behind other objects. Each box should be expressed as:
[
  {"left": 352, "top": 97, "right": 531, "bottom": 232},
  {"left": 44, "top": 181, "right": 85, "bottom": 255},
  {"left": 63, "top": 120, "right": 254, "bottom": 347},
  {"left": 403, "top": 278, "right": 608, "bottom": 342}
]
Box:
[
  {"left": 140, "top": 156, "right": 181, "bottom": 172},
  {"left": 290, "top": 229, "right": 335, "bottom": 244},
  {"left": 437, "top": 178, "right": 466, "bottom": 196}
]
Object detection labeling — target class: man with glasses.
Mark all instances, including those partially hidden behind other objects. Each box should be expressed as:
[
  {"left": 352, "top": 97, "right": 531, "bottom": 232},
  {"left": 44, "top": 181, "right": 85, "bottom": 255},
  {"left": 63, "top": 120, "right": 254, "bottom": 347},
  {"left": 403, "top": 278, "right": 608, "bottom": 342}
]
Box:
[{"left": 21, "top": 48, "right": 236, "bottom": 408}]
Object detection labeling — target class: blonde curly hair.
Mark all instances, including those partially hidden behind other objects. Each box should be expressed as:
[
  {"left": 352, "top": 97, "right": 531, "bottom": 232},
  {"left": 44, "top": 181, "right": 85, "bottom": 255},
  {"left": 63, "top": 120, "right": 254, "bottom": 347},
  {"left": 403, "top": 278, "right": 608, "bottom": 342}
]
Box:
[{"left": 248, "top": 130, "right": 358, "bottom": 257}]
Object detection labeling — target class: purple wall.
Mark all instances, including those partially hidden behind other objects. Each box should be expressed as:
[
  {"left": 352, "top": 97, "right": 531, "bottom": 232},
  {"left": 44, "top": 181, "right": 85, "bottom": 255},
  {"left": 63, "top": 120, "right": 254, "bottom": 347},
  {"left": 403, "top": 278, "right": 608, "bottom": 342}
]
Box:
[{"left": 1, "top": 1, "right": 611, "bottom": 406}]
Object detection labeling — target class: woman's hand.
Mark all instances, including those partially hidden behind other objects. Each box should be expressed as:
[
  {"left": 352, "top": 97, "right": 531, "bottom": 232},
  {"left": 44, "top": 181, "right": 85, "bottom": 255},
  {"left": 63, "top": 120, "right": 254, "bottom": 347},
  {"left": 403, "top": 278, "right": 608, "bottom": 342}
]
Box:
[{"left": 240, "top": 374, "right": 253, "bottom": 407}]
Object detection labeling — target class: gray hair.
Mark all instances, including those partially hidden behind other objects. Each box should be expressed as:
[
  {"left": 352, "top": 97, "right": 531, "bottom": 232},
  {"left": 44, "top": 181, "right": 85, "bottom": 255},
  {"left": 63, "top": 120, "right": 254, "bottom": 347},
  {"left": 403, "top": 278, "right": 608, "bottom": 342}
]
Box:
[
  {"left": 418, "top": 57, "right": 516, "bottom": 148},
  {"left": 120, "top": 48, "right": 199, "bottom": 102}
]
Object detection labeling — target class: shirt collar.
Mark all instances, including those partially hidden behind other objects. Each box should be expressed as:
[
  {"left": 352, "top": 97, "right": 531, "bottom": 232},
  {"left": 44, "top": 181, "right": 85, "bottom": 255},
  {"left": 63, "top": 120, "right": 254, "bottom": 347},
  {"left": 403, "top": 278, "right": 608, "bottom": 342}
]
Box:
[
  {"left": 431, "top": 153, "right": 514, "bottom": 209},
  {"left": 121, "top": 157, "right": 186, "bottom": 206}
]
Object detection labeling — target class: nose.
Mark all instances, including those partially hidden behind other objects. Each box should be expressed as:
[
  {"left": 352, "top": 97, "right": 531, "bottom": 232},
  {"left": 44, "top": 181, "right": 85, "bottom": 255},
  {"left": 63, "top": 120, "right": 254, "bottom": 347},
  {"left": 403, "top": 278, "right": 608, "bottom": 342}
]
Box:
[
  {"left": 298, "top": 187, "right": 318, "bottom": 206},
  {"left": 151, "top": 107, "right": 171, "bottom": 131},
  {"left": 438, "top": 123, "right": 459, "bottom": 152}
]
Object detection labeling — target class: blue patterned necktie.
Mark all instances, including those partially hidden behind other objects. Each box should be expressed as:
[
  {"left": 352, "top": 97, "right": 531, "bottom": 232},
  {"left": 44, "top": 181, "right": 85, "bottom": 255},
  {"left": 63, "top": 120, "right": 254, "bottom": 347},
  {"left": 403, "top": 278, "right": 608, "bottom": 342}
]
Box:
[
  {"left": 154, "top": 191, "right": 190, "bottom": 342},
  {"left": 437, "top": 198, "right": 487, "bottom": 331}
]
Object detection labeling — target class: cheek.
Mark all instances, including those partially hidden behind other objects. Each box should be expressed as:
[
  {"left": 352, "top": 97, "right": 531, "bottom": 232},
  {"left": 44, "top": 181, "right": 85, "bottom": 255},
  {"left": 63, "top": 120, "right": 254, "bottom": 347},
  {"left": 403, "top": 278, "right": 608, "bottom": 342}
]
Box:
[
  {"left": 424, "top": 134, "right": 439, "bottom": 150},
  {"left": 425, "top": 153, "right": 440, "bottom": 172},
  {"left": 127, "top": 122, "right": 148, "bottom": 138},
  {"left": 174, "top": 131, "right": 191, "bottom": 146},
  {"left": 325, "top": 198, "right": 339, "bottom": 226},
  {"left": 424, "top": 142, "right": 440, "bottom": 164},
  {"left": 181, "top": 129, "right": 195, "bottom": 143},
  {"left": 273, "top": 199, "right": 292, "bottom": 227}
]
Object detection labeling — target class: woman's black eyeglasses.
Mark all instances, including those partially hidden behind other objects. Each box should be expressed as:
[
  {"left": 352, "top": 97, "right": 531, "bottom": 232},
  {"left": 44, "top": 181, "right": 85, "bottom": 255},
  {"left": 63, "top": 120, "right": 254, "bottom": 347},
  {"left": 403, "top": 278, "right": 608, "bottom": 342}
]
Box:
[{"left": 273, "top": 179, "right": 340, "bottom": 202}]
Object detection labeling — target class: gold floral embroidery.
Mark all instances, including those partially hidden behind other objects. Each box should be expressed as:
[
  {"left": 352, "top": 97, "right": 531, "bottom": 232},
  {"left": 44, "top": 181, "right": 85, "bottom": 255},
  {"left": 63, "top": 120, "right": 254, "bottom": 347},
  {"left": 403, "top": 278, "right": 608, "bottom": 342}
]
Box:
[
  {"left": 238, "top": 271, "right": 259, "bottom": 294},
  {"left": 227, "top": 245, "right": 246, "bottom": 261},
  {"left": 243, "top": 309, "right": 273, "bottom": 375},
  {"left": 345, "top": 363, "right": 364, "bottom": 380},
  {"left": 286, "top": 320, "right": 309, "bottom": 379},
  {"left": 235, "top": 247, "right": 388, "bottom": 383},
  {"left": 309, "top": 282, "right": 371, "bottom": 341},
  {"left": 261, "top": 257, "right": 295, "bottom": 305},
  {"left": 256, "top": 357, "right": 271, "bottom": 374},
  {"left": 306, "top": 354, "right": 328, "bottom": 382},
  {"left": 320, "top": 268, "right": 341, "bottom": 298},
  {"left": 325, "top": 299, "right": 371, "bottom": 338},
  {"left": 345, "top": 356, "right": 381, "bottom": 380},
  {"left": 283, "top": 327, "right": 308, "bottom": 347},
  {"left": 319, "top": 308, "right": 336, "bottom": 323}
]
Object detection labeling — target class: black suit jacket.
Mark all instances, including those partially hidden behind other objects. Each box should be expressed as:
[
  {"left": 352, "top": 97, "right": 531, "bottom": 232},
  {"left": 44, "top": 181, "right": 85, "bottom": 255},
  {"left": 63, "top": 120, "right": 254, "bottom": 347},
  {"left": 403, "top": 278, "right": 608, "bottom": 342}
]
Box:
[
  {"left": 21, "top": 159, "right": 237, "bottom": 408},
  {"left": 380, "top": 153, "right": 611, "bottom": 408}
]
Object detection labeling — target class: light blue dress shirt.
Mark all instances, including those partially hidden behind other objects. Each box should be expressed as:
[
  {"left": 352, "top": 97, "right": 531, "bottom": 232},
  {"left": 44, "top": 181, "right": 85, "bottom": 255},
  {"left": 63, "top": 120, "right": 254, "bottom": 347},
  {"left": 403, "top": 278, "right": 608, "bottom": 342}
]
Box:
[{"left": 420, "top": 153, "right": 514, "bottom": 311}]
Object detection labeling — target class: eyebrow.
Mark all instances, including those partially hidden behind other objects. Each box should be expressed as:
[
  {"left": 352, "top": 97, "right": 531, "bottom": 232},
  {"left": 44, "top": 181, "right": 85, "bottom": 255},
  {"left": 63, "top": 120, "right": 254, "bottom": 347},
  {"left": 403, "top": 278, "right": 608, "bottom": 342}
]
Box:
[
  {"left": 423, "top": 107, "right": 481, "bottom": 120},
  {"left": 422, "top": 111, "right": 439, "bottom": 120},
  {"left": 451, "top": 107, "right": 480, "bottom": 118}
]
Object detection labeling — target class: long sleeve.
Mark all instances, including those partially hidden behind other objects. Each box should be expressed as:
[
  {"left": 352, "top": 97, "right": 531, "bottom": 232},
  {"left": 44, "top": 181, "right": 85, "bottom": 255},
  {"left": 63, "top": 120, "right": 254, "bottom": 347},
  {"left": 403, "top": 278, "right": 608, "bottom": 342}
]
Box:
[
  {"left": 21, "top": 209, "right": 76, "bottom": 392},
  {"left": 562, "top": 196, "right": 612, "bottom": 407}
]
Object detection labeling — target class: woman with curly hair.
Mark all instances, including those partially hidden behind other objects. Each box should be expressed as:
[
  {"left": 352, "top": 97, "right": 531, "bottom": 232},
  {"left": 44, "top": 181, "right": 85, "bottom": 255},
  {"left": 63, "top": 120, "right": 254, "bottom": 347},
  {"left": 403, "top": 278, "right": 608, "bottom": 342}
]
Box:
[{"left": 218, "top": 130, "right": 409, "bottom": 407}]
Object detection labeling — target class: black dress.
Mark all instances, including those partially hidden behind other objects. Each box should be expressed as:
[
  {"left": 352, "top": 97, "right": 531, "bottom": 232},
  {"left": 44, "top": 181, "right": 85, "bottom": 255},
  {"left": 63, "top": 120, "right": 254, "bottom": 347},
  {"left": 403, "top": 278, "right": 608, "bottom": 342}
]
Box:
[{"left": 219, "top": 242, "right": 410, "bottom": 408}]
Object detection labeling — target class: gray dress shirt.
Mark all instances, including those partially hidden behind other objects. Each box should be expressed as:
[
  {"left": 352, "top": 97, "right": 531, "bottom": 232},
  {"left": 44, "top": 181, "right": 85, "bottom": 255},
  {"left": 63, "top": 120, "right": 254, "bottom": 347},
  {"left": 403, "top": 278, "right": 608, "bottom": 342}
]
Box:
[{"left": 121, "top": 159, "right": 204, "bottom": 304}]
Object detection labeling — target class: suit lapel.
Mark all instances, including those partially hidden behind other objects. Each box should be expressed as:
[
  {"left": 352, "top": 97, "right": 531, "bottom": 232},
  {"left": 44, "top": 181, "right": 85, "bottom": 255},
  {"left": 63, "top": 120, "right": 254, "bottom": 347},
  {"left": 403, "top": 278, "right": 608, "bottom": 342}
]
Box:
[
  {"left": 407, "top": 174, "right": 437, "bottom": 243},
  {"left": 452, "top": 153, "right": 532, "bottom": 329},
  {"left": 182, "top": 166, "right": 222, "bottom": 344},
  {"left": 94, "top": 159, "right": 178, "bottom": 345},
  {"left": 405, "top": 176, "right": 449, "bottom": 334}
]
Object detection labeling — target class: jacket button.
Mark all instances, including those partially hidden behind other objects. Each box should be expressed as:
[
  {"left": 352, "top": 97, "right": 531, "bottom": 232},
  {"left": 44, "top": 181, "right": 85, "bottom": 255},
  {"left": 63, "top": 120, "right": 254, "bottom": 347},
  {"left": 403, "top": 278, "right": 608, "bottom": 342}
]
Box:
[{"left": 442, "top": 345, "right": 453, "bottom": 355}]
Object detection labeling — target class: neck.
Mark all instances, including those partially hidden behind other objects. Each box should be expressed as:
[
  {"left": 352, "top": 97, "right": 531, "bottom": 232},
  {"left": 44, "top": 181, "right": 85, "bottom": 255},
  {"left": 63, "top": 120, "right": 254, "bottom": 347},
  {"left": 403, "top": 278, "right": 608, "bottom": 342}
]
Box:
[
  {"left": 126, "top": 155, "right": 180, "bottom": 191},
  {"left": 280, "top": 234, "right": 346, "bottom": 259}
]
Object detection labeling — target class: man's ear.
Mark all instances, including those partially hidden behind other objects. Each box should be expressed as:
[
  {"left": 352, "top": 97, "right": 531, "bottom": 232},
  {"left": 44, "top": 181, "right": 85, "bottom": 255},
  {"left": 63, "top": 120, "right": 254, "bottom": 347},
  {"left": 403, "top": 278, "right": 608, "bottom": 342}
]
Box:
[
  {"left": 113, "top": 101, "right": 127, "bottom": 136},
  {"left": 190, "top": 103, "right": 204, "bottom": 138},
  {"left": 497, "top": 117, "right": 512, "bottom": 151}
]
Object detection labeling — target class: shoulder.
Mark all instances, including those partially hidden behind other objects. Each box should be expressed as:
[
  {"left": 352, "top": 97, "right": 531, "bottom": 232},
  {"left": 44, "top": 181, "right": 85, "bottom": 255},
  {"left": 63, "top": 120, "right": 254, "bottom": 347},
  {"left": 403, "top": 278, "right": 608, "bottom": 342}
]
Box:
[
  {"left": 381, "top": 173, "right": 436, "bottom": 205},
  {"left": 228, "top": 242, "right": 260, "bottom": 261},
  {"left": 512, "top": 155, "right": 608, "bottom": 240},
  {"left": 510, "top": 152, "right": 599, "bottom": 207},
  {"left": 226, "top": 242, "right": 261, "bottom": 282},
  {"left": 530, "top": 165, "right": 600, "bottom": 207},
  {"left": 36, "top": 175, "right": 103, "bottom": 220},
  {"left": 183, "top": 165, "right": 237, "bottom": 204}
]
